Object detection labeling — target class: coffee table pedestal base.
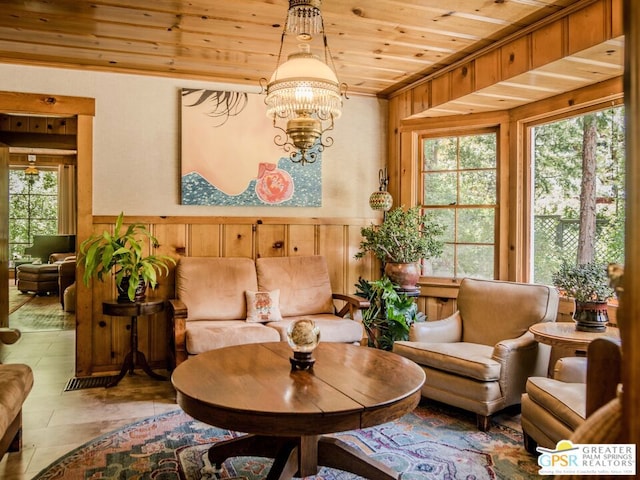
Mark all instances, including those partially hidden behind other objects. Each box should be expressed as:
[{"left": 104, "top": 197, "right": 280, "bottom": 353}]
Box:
[{"left": 208, "top": 434, "right": 399, "bottom": 480}]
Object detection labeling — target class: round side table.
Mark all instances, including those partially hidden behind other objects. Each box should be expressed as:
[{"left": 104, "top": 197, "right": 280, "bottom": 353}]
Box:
[
  {"left": 102, "top": 298, "right": 167, "bottom": 388},
  {"left": 529, "top": 321, "right": 620, "bottom": 376}
]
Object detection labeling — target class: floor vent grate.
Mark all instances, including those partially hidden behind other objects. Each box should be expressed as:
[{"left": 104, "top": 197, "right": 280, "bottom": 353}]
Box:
[{"left": 64, "top": 376, "right": 119, "bottom": 391}]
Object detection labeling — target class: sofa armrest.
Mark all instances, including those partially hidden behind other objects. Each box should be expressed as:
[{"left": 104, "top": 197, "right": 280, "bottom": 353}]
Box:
[
  {"left": 409, "top": 311, "right": 462, "bottom": 343},
  {"left": 0, "top": 327, "right": 21, "bottom": 345},
  {"left": 167, "top": 298, "right": 188, "bottom": 369},
  {"left": 332, "top": 293, "right": 370, "bottom": 319}
]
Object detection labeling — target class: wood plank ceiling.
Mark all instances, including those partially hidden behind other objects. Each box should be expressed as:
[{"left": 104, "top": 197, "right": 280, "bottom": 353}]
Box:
[{"left": 0, "top": 0, "right": 624, "bottom": 116}]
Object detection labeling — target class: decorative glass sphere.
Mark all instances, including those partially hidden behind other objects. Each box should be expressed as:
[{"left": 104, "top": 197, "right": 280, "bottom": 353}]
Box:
[{"left": 287, "top": 318, "right": 320, "bottom": 352}]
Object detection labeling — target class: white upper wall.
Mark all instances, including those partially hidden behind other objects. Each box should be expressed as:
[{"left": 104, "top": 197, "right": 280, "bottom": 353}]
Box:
[{"left": 0, "top": 63, "right": 387, "bottom": 218}]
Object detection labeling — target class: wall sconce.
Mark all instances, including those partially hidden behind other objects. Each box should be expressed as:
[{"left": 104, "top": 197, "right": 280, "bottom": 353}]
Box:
[{"left": 369, "top": 168, "right": 393, "bottom": 213}]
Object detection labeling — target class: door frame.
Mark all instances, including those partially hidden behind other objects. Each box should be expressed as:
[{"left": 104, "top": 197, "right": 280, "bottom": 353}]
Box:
[{"left": 0, "top": 91, "right": 94, "bottom": 375}]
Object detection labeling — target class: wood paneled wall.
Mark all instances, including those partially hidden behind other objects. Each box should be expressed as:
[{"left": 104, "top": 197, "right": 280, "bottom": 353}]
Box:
[
  {"left": 80, "top": 216, "right": 379, "bottom": 375},
  {"left": 387, "top": 0, "right": 623, "bottom": 208}
]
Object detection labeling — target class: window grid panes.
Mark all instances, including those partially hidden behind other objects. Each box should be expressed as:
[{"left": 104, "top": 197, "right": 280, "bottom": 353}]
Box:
[
  {"left": 530, "top": 106, "right": 625, "bottom": 284},
  {"left": 9, "top": 168, "right": 59, "bottom": 260},
  {"left": 420, "top": 132, "right": 497, "bottom": 279}
]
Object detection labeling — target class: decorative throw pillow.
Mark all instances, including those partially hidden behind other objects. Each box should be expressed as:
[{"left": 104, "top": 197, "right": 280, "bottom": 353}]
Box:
[{"left": 245, "top": 289, "right": 283, "bottom": 323}]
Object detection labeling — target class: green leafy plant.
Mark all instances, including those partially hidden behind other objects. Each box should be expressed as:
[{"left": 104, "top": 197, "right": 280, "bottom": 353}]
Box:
[
  {"left": 355, "top": 206, "right": 444, "bottom": 263},
  {"left": 355, "top": 276, "right": 425, "bottom": 350},
  {"left": 551, "top": 260, "right": 615, "bottom": 303},
  {"left": 79, "top": 212, "right": 175, "bottom": 301}
]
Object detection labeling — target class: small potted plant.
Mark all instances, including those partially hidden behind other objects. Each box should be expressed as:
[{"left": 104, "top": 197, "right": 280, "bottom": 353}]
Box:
[
  {"left": 551, "top": 260, "right": 615, "bottom": 332},
  {"left": 355, "top": 206, "right": 444, "bottom": 290},
  {"left": 79, "top": 212, "right": 175, "bottom": 302}
]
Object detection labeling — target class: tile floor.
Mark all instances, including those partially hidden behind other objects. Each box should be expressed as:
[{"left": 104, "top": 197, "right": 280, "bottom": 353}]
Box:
[{"left": 0, "top": 328, "right": 178, "bottom": 479}]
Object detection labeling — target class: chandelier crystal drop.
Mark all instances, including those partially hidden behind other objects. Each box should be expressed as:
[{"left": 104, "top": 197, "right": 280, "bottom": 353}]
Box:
[
  {"left": 264, "top": 0, "right": 346, "bottom": 164},
  {"left": 286, "top": 0, "right": 322, "bottom": 37}
]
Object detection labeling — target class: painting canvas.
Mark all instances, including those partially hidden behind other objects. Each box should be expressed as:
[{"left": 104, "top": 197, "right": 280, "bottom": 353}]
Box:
[{"left": 180, "top": 89, "right": 321, "bottom": 206}]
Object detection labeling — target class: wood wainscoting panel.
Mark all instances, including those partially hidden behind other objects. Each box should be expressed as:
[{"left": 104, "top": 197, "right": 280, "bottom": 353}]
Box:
[
  {"left": 222, "top": 224, "right": 254, "bottom": 258},
  {"left": 189, "top": 224, "right": 221, "bottom": 257},
  {"left": 287, "top": 224, "right": 316, "bottom": 257},
  {"left": 82, "top": 216, "right": 377, "bottom": 374},
  {"left": 256, "top": 224, "right": 286, "bottom": 258}
]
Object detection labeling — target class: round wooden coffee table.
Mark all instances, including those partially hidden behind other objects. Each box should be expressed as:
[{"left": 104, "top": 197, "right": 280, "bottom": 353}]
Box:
[{"left": 171, "top": 342, "right": 425, "bottom": 480}]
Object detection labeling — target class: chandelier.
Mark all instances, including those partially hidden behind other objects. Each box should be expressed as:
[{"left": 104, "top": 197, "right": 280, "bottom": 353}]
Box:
[{"left": 264, "top": 0, "right": 346, "bottom": 164}]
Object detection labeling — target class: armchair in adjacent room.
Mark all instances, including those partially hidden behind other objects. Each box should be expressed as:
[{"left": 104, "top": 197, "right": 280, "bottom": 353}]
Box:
[
  {"left": 393, "top": 278, "right": 559, "bottom": 431},
  {"left": 56, "top": 255, "right": 76, "bottom": 310}
]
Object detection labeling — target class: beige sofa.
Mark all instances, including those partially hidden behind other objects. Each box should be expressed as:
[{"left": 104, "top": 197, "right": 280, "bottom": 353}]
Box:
[
  {"left": 168, "top": 255, "right": 368, "bottom": 367},
  {"left": 0, "top": 328, "right": 34, "bottom": 459},
  {"left": 393, "top": 278, "right": 559, "bottom": 431}
]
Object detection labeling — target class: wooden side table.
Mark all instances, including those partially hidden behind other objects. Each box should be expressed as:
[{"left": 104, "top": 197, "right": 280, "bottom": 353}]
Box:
[
  {"left": 529, "top": 321, "right": 620, "bottom": 376},
  {"left": 102, "top": 298, "right": 167, "bottom": 388}
]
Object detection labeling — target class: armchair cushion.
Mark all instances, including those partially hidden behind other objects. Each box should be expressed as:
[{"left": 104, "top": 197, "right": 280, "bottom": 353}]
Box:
[
  {"left": 393, "top": 342, "right": 499, "bottom": 381},
  {"left": 525, "top": 376, "right": 586, "bottom": 430}
]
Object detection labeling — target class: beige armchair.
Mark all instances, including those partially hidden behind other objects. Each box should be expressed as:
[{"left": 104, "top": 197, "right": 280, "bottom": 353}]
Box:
[
  {"left": 393, "top": 278, "right": 559, "bottom": 431},
  {"left": 520, "top": 336, "right": 621, "bottom": 453}
]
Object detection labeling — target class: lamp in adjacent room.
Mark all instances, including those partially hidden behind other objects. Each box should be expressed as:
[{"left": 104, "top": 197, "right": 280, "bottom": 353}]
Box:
[
  {"left": 369, "top": 168, "right": 393, "bottom": 214},
  {"left": 264, "top": 0, "right": 346, "bottom": 165},
  {"left": 24, "top": 154, "right": 39, "bottom": 183}
]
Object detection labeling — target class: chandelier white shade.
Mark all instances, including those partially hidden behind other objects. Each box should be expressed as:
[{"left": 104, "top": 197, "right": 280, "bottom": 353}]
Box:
[
  {"left": 263, "top": 0, "right": 345, "bottom": 164},
  {"left": 266, "top": 44, "right": 342, "bottom": 121}
]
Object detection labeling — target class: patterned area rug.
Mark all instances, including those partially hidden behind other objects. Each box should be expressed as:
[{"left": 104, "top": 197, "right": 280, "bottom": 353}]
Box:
[{"left": 33, "top": 401, "right": 541, "bottom": 479}]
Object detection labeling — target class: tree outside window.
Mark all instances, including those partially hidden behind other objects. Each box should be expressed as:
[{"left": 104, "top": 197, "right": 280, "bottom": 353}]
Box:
[
  {"left": 531, "top": 106, "right": 625, "bottom": 285},
  {"left": 421, "top": 131, "right": 497, "bottom": 279}
]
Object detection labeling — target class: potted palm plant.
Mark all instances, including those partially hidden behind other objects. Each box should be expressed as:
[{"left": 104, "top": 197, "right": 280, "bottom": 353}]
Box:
[
  {"left": 551, "top": 260, "right": 615, "bottom": 332},
  {"left": 79, "top": 212, "right": 175, "bottom": 302},
  {"left": 355, "top": 206, "right": 444, "bottom": 290}
]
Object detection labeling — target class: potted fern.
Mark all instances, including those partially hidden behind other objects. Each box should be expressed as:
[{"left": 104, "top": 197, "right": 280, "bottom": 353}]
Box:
[
  {"left": 79, "top": 212, "right": 175, "bottom": 302},
  {"left": 355, "top": 206, "right": 444, "bottom": 290},
  {"left": 551, "top": 261, "right": 615, "bottom": 332}
]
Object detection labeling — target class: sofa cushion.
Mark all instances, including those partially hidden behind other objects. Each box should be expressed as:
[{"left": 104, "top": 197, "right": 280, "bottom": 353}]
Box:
[
  {"left": 176, "top": 257, "right": 258, "bottom": 321},
  {"left": 185, "top": 321, "right": 281, "bottom": 354},
  {"left": 245, "top": 290, "right": 283, "bottom": 323},
  {"left": 0, "top": 364, "right": 34, "bottom": 438},
  {"left": 256, "top": 256, "right": 335, "bottom": 317},
  {"left": 266, "top": 314, "right": 364, "bottom": 343},
  {"left": 392, "top": 341, "right": 500, "bottom": 381}
]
